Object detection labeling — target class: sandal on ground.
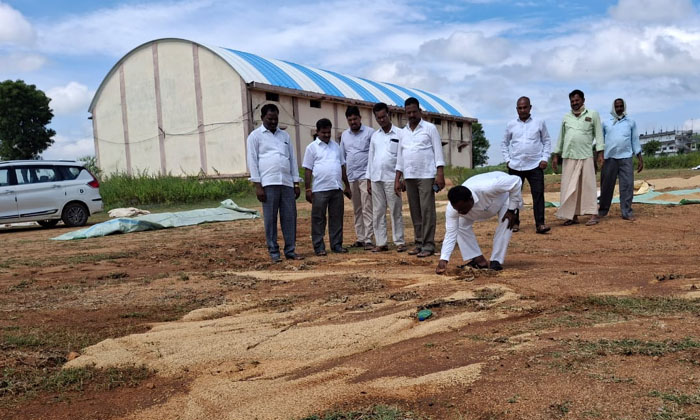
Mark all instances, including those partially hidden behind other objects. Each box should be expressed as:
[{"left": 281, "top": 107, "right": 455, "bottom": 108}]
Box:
[
  {"left": 536, "top": 225, "right": 551, "bottom": 234},
  {"left": 585, "top": 216, "right": 600, "bottom": 226},
  {"left": 562, "top": 219, "right": 578, "bottom": 226},
  {"left": 396, "top": 244, "right": 407, "bottom": 252},
  {"left": 315, "top": 250, "right": 327, "bottom": 256},
  {"left": 462, "top": 260, "right": 488, "bottom": 269},
  {"left": 407, "top": 247, "right": 421, "bottom": 255},
  {"left": 372, "top": 245, "right": 389, "bottom": 252}
]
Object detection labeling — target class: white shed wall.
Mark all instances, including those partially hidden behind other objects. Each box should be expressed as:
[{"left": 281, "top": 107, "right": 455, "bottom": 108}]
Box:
[{"left": 93, "top": 74, "right": 127, "bottom": 175}]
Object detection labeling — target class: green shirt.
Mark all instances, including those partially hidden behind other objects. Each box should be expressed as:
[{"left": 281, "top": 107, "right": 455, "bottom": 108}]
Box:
[{"left": 554, "top": 108, "right": 604, "bottom": 159}]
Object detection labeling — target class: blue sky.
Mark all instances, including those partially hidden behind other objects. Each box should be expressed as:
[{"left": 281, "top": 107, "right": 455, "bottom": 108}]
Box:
[{"left": 2, "top": 0, "right": 700, "bottom": 164}]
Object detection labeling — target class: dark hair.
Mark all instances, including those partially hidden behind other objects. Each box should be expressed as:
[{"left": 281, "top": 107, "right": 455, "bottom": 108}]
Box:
[
  {"left": 261, "top": 103, "right": 279, "bottom": 119},
  {"left": 447, "top": 185, "right": 472, "bottom": 206},
  {"left": 345, "top": 106, "right": 361, "bottom": 118},
  {"left": 404, "top": 97, "right": 420, "bottom": 108},
  {"left": 373, "top": 102, "right": 389, "bottom": 114},
  {"left": 316, "top": 118, "right": 332, "bottom": 131},
  {"left": 517, "top": 96, "right": 530, "bottom": 105},
  {"left": 568, "top": 89, "right": 584, "bottom": 100},
  {"left": 614, "top": 98, "right": 624, "bottom": 103}
]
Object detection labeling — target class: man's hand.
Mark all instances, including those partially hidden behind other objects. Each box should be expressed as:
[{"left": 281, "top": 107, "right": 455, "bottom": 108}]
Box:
[
  {"left": 551, "top": 155, "right": 559, "bottom": 173},
  {"left": 344, "top": 187, "right": 352, "bottom": 200},
  {"left": 502, "top": 209, "right": 518, "bottom": 230},
  {"left": 637, "top": 155, "right": 644, "bottom": 173},
  {"left": 539, "top": 160, "right": 548, "bottom": 170},
  {"left": 305, "top": 190, "right": 313, "bottom": 204},
  {"left": 596, "top": 151, "right": 604, "bottom": 171},
  {"left": 394, "top": 179, "right": 403, "bottom": 196},
  {"left": 294, "top": 185, "right": 300, "bottom": 199},
  {"left": 366, "top": 180, "right": 372, "bottom": 196},
  {"left": 435, "top": 167, "right": 445, "bottom": 191},
  {"left": 436, "top": 260, "right": 448, "bottom": 275},
  {"left": 255, "top": 184, "right": 266, "bottom": 203}
]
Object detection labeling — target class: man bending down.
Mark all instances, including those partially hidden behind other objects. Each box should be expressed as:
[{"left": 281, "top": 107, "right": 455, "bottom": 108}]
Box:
[{"left": 436, "top": 171, "right": 523, "bottom": 274}]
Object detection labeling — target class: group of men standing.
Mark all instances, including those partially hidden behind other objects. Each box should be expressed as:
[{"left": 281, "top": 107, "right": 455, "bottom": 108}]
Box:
[
  {"left": 247, "top": 89, "right": 643, "bottom": 272},
  {"left": 246, "top": 97, "right": 445, "bottom": 262}
]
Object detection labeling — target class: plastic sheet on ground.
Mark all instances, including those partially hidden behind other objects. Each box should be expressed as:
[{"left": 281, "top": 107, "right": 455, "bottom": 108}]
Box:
[
  {"left": 545, "top": 187, "right": 700, "bottom": 207},
  {"left": 52, "top": 199, "right": 259, "bottom": 240}
]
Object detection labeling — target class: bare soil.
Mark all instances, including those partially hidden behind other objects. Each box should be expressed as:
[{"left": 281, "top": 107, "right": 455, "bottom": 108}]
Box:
[{"left": 1, "top": 192, "right": 700, "bottom": 419}]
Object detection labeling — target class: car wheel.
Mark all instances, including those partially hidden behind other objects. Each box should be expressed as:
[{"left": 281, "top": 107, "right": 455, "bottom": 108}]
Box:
[
  {"left": 61, "top": 203, "right": 89, "bottom": 227},
  {"left": 37, "top": 219, "right": 59, "bottom": 228}
]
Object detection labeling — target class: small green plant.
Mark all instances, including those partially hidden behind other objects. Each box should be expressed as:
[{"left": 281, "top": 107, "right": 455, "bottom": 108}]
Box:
[{"left": 299, "top": 405, "right": 427, "bottom": 420}]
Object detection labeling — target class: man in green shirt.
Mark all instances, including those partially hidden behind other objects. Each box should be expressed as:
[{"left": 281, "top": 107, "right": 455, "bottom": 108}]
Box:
[{"left": 552, "top": 89, "right": 604, "bottom": 226}]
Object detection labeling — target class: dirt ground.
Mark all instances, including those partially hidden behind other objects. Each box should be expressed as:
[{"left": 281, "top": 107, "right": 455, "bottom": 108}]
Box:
[{"left": 2, "top": 183, "right": 700, "bottom": 419}]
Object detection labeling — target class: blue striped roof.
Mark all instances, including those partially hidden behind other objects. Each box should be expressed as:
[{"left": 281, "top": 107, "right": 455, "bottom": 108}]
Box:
[{"left": 208, "top": 45, "right": 466, "bottom": 117}]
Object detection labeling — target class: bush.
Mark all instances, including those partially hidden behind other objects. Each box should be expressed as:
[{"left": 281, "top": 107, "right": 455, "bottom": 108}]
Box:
[
  {"left": 640, "top": 152, "right": 700, "bottom": 169},
  {"left": 99, "top": 173, "right": 254, "bottom": 207}
]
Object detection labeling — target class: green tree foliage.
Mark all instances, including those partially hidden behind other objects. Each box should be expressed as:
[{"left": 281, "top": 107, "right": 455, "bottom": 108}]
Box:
[
  {"left": 471, "top": 122, "right": 490, "bottom": 167},
  {"left": 642, "top": 140, "right": 661, "bottom": 156},
  {"left": 0, "top": 80, "right": 56, "bottom": 160}
]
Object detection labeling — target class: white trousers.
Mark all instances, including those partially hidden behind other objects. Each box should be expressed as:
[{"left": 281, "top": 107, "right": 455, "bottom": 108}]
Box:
[
  {"left": 371, "top": 181, "right": 405, "bottom": 247},
  {"left": 457, "top": 205, "right": 513, "bottom": 264},
  {"left": 350, "top": 179, "right": 373, "bottom": 243}
]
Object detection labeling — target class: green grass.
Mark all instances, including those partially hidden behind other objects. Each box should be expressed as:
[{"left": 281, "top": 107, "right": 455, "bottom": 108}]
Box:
[
  {"left": 642, "top": 152, "right": 700, "bottom": 170},
  {"left": 569, "top": 296, "right": 700, "bottom": 316},
  {"left": 573, "top": 337, "right": 700, "bottom": 357},
  {"left": 99, "top": 173, "right": 255, "bottom": 208},
  {"left": 299, "top": 405, "right": 427, "bottom": 420}
]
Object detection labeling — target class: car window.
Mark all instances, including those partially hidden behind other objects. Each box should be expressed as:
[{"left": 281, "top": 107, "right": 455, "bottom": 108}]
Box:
[
  {"left": 57, "top": 166, "right": 82, "bottom": 180},
  {"left": 14, "top": 166, "right": 58, "bottom": 184},
  {"left": 0, "top": 168, "right": 9, "bottom": 186}
]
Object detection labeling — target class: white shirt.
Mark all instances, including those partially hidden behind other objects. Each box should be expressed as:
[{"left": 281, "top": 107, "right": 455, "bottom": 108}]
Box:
[
  {"left": 440, "top": 171, "right": 523, "bottom": 261},
  {"left": 396, "top": 119, "right": 445, "bottom": 179},
  {"left": 340, "top": 125, "right": 374, "bottom": 182},
  {"left": 366, "top": 125, "right": 403, "bottom": 183},
  {"left": 501, "top": 116, "right": 552, "bottom": 171},
  {"left": 302, "top": 138, "right": 345, "bottom": 193},
  {"left": 246, "top": 125, "right": 301, "bottom": 187}
]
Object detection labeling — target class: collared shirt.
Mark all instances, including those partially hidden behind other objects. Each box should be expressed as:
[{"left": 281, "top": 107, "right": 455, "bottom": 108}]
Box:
[
  {"left": 554, "top": 107, "right": 604, "bottom": 159},
  {"left": 302, "top": 138, "right": 345, "bottom": 193},
  {"left": 340, "top": 124, "right": 374, "bottom": 182},
  {"left": 440, "top": 171, "right": 523, "bottom": 261},
  {"left": 501, "top": 116, "right": 552, "bottom": 171},
  {"left": 603, "top": 115, "right": 641, "bottom": 159},
  {"left": 396, "top": 119, "right": 445, "bottom": 179},
  {"left": 246, "top": 125, "right": 300, "bottom": 187},
  {"left": 366, "top": 125, "right": 403, "bottom": 183}
]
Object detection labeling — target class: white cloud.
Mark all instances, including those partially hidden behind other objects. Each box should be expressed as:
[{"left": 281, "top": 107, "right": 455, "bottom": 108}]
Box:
[
  {"left": 609, "top": 0, "right": 697, "bottom": 22},
  {"left": 47, "top": 82, "right": 93, "bottom": 116},
  {"left": 0, "top": 52, "right": 45, "bottom": 72},
  {"left": 0, "top": 2, "right": 35, "bottom": 45},
  {"left": 682, "top": 118, "right": 700, "bottom": 132},
  {"left": 418, "top": 31, "right": 511, "bottom": 65},
  {"left": 41, "top": 134, "right": 94, "bottom": 161}
]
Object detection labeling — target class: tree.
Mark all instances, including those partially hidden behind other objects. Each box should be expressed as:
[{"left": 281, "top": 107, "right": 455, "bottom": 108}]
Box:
[
  {"left": 471, "top": 122, "right": 490, "bottom": 167},
  {"left": 0, "top": 80, "right": 56, "bottom": 160},
  {"left": 642, "top": 140, "right": 661, "bottom": 157}
]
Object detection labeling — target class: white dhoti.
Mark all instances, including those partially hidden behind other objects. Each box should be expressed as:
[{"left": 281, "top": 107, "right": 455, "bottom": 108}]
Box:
[
  {"left": 454, "top": 204, "right": 513, "bottom": 264},
  {"left": 556, "top": 157, "right": 597, "bottom": 220}
]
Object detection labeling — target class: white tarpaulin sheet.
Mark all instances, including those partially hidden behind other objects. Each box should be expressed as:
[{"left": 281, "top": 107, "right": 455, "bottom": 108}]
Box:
[{"left": 52, "top": 199, "right": 259, "bottom": 240}]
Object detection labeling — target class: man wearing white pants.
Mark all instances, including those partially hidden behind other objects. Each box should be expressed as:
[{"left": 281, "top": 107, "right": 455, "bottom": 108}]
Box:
[
  {"left": 436, "top": 171, "right": 522, "bottom": 274},
  {"left": 366, "top": 102, "right": 406, "bottom": 252}
]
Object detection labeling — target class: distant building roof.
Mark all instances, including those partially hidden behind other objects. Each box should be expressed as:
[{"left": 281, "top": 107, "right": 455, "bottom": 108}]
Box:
[{"left": 202, "top": 43, "right": 466, "bottom": 118}]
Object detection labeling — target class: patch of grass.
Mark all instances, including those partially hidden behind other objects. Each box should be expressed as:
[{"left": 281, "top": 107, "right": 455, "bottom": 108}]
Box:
[
  {"left": 8, "top": 279, "right": 34, "bottom": 291},
  {"left": 650, "top": 390, "right": 700, "bottom": 406},
  {"left": 119, "top": 312, "right": 148, "bottom": 319},
  {"left": 100, "top": 173, "right": 255, "bottom": 208},
  {"left": 67, "top": 251, "right": 134, "bottom": 264},
  {"left": 299, "top": 405, "right": 427, "bottom": 420},
  {"left": 2, "top": 333, "right": 45, "bottom": 348},
  {"left": 568, "top": 296, "right": 700, "bottom": 316},
  {"left": 549, "top": 401, "right": 572, "bottom": 418},
  {"left": 573, "top": 337, "right": 700, "bottom": 357}
]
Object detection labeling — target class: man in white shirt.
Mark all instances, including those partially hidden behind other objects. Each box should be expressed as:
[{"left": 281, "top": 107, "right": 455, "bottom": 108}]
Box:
[
  {"left": 340, "top": 106, "right": 374, "bottom": 250},
  {"left": 501, "top": 96, "right": 552, "bottom": 234},
  {"left": 366, "top": 102, "right": 407, "bottom": 253},
  {"left": 246, "top": 104, "right": 303, "bottom": 262},
  {"left": 435, "top": 171, "right": 522, "bottom": 274},
  {"left": 394, "top": 97, "right": 445, "bottom": 258},
  {"left": 303, "top": 118, "right": 352, "bottom": 256}
]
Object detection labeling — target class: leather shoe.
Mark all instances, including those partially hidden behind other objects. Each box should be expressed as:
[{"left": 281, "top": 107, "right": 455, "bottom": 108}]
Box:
[
  {"left": 332, "top": 247, "right": 348, "bottom": 253},
  {"left": 285, "top": 254, "right": 305, "bottom": 260},
  {"left": 417, "top": 250, "right": 434, "bottom": 258},
  {"left": 489, "top": 261, "right": 503, "bottom": 271},
  {"left": 271, "top": 256, "right": 283, "bottom": 263},
  {"left": 315, "top": 250, "right": 327, "bottom": 256},
  {"left": 536, "top": 225, "right": 551, "bottom": 234}
]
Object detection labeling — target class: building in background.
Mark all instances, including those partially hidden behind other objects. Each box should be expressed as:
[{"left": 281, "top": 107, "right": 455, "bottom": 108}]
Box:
[
  {"left": 89, "top": 38, "right": 476, "bottom": 177},
  {"left": 640, "top": 129, "right": 700, "bottom": 156}
]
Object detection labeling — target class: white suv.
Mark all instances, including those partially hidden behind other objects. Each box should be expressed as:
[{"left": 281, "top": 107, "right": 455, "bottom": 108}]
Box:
[{"left": 0, "top": 160, "right": 103, "bottom": 227}]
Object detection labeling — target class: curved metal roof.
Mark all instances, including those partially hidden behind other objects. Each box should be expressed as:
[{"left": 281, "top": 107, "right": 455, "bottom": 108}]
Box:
[
  {"left": 204, "top": 44, "right": 465, "bottom": 117},
  {"left": 89, "top": 39, "right": 468, "bottom": 118}
]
